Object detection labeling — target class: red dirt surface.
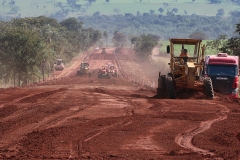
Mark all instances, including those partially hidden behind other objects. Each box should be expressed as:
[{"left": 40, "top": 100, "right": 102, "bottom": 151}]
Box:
[{"left": 0, "top": 47, "right": 240, "bottom": 160}]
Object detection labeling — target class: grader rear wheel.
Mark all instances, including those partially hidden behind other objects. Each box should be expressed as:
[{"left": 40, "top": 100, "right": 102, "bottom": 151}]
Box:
[
  {"left": 204, "top": 77, "right": 214, "bottom": 99},
  {"left": 165, "top": 75, "right": 176, "bottom": 99}
]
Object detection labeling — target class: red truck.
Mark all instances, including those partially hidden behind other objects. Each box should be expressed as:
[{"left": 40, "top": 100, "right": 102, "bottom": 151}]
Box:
[{"left": 205, "top": 53, "right": 239, "bottom": 98}]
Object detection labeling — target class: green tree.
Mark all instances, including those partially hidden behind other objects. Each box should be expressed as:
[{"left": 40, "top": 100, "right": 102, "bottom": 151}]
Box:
[
  {"left": 103, "top": 31, "right": 108, "bottom": 47},
  {"left": 113, "top": 8, "right": 120, "bottom": 14},
  {"left": 130, "top": 36, "right": 140, "bottom": 48},
  {"left": 184, "top": 10, "right": 187, "bottom": 15},
  {"left": 134, "top": 34, "right": 158, "bottom": 60},
  {"left": 150, "top": 10, "right": 155, "bottom": 15},
  {"left": 67, "top": 0, "right": 76, "bottom": 7},
  {"left": 137, "top": 11, "right": 140, "bottom": 16},
  {"left": 158, "top": 8, "right": 164, "bottom": 14},
  {"left": 93, "top": 11, "right": 100, "bottom": 16},
  {"left": 235, "top": 22, "right": 240, "bottom": 34},
  {"left": 163, "top": 2, "right": 168, "bottom": 8},
  {"left": 189, "top": 31, "right": 209, "bottom": 40},
  {"left": 216, "top": 8, "right": 224, "bottom": 17},
  {"left": 9, "top": 0, "right": 15, "bottom": 7},
  {"left": 60, "top": 17, "right": 83, "bottom": 31},
  {"left": 0, "top": 27, "right": 46, "bottom": 86},
  {"left": 88, "top": 0, "right": 96, "bottom": 5},
  {"left": 0, "top": 16, "right": 102, "bottom": 86},
  {"left": 218, "top": 21, "right": 240, "bottom": 56},
  {"left": 9, "top": 6, "right": 19, "bottom": 14},
  {"left": 131, "top": 36, "right": 139, "bottom": 45},
  {"left": 112, "top": 31, "right": 126, "bottom": 47},
  {"left": 11, "top": 16, "right": 60, "bottom": 30},
  {"left": 206, "top": 34, "right": 228, "bottom": 55},
  {"left": 209, "top": 0, "right": 222, "bottom": 4}
]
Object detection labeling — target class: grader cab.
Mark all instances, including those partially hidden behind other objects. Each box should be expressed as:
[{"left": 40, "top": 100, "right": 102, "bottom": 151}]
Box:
[
  {"left": 77, "top": 62, "right": 92, "bottom": 76},
  {"left": 157, "top": 38, "right": 214, "bottom": 99}
]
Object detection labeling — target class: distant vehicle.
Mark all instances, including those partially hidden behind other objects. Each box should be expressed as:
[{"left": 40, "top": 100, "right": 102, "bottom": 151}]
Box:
[
  {"left": 101, "top": 48, "right": 107, "bottom": 54},
  {"left": 108, "top": 65, "right": 118, "bottom": 77},
  {"left": 54, "top": 59, "right": 64, "bottom": 71},
  {"left": 205, "top": 53, "right": 239, "bottom": 98},
  {"left": 95, "top": 47, "right": 99, "bottom": 50},
  {"left": 77, "top": 62, "right": 92, "bottom": 76},
  {"left": 98, "top": 65, "right": 110, "bottom": 79}
]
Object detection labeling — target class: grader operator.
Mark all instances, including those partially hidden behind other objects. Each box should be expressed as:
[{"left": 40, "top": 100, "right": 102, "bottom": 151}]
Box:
[{"left": 157, "top": 38, "right": 214, "bottom": 99}]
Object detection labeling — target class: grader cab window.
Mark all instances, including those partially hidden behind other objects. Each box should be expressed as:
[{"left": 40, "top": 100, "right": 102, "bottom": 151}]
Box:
[{"left": 172, "top": 44, "right": 196, "bottom": 57}]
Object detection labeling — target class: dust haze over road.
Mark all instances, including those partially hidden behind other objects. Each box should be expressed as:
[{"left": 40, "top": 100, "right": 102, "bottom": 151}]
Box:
[{"left": 0, "top": 47, "right": 240, "bottom": 160}]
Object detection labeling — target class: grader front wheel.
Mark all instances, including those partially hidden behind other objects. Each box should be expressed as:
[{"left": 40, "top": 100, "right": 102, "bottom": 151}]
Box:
[
  {"left": 165, "top": 75, "right": 176, "bottom": 99},
  {"left": 157, "top": 75, "right": 168, "bottom": 98}
]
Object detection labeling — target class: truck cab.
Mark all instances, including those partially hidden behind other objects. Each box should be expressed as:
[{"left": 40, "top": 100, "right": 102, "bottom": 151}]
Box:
[{"left": 205, "top": 53, "right": 239, "bottom": 98}]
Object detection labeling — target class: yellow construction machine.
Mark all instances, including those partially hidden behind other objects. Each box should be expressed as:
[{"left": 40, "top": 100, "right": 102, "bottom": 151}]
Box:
[
  {"left": 157, "top": 38, "right": 214, "bottom": 99},
  {"left": 54, "top": 59, "right": 64, "bottom": 71}
]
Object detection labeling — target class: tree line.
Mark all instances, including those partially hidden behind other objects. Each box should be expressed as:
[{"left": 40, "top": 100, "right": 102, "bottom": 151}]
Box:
[
  {"left": 77, "top": 11, "right": 240, "bottom": 41},
  {"left": 0, "top": 16, "right": 101, "bottom": 87}
]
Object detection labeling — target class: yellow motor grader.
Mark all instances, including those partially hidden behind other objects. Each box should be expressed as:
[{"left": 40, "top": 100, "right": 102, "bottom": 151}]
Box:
[{"left": 157, "top": 38, "right": 214, "bottom": 99}]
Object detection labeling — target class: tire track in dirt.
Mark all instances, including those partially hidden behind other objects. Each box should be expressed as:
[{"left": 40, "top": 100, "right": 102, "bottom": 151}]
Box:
[
  {"left": 49, "top": 88, "right": 139, "bottom": 159},
  {"left": 0, "top": 88, "right": 68, "bottom": 123},
  {"left": 42, "top": 91, "right": 98, "bottom": 130},
  {"left": 0, "top": 89, "right": 98, "bottom": 158},
  {"left": 0, "top": 87, "right": 74, "bottom": 158},
  {"left": 40, "top": 90, "right": 136, "bottom": 159},
  {"left": 0, "top": 88, "right": 70, "bottom": 148},
  {"left": 69, "top": 119, "right": 133, "bottom": 159},
  {"left": 0, "top": 88, "right": 66, "bottom": 110},
  {"left": 175, "top": 103, "right": 230, "bottom": 158}
]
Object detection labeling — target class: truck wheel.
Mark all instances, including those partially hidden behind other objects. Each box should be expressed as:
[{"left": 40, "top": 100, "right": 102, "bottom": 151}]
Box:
[
  {"left": 165, "top": 75, "right": 176, "bottom": 99},
  {"left": 204, "top": 77, "right": 214, "bottom": 99}
]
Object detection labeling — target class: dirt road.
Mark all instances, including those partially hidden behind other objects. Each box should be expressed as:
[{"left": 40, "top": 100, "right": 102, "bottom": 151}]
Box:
[{"left": 0, "top": 48, "right": 240, "bottom": 160}]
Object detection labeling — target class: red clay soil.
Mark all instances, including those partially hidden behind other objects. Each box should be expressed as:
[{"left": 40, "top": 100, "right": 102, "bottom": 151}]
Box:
[{"left": 0, "top": 47, "right": 240, "bottom": 160}]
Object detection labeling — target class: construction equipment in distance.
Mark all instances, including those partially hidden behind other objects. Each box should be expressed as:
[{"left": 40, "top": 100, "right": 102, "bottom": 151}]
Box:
[
  {"left": 101, "top": 48, "right": 107, "bottom": 54},
  {"left": 205, "top": 53, "right": 239, "bottom": 98},
  {"left": 108, "top": 64, "right": 118, "bottom": 77},
  {"left": 54, "top": 59, "right": 64, "bottom": 71},
  {"left": 98, "top": 65, "right": 111, "bottom": 79},
  {"left": 77, "top": 62, "right": 92, "bottom": 76},
  {"left": 157, "top": 38, "right": 214, "bottom": 99}
]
